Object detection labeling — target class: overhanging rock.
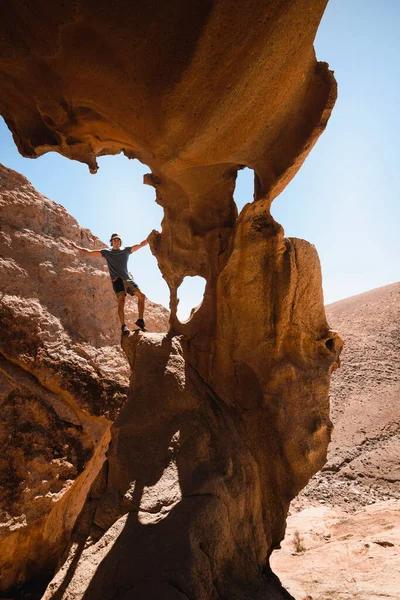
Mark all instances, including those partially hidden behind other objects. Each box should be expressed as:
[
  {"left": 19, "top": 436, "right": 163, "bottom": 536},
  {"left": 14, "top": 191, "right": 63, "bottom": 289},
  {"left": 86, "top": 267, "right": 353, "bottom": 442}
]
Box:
[{"left": 0, "top": 1, "right": 342, "bottom": 597}]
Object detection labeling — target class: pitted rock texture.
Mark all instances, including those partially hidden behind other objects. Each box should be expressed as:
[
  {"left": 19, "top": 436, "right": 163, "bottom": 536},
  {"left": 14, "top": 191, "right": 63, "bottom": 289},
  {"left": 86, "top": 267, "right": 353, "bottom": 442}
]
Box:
[
  {"left": 0, "top": 1, "right": 340, "bottom": 598},
  {"left": 0, "top": 164, "right": 168, "bottom": 596},
  {"left": 44, "top": 332, "right": 298, "bottom": 600},
  {"left": 44, "top": 230, "right": 341, "bottom": 600}
]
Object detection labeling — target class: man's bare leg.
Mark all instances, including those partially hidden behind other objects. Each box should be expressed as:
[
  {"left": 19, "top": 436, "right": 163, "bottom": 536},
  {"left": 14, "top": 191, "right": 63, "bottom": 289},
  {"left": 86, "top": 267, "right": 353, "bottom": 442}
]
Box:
[
  {"left": 117, "top": 294, "right": 126, "bottom": 326},
  {"left": 134, "top": 290, "right": 146, "bottom": 320}
]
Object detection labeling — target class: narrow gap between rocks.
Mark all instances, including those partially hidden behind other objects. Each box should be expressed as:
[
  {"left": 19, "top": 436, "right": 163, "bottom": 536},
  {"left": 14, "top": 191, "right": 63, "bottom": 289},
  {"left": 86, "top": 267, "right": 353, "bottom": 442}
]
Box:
[
  {"left": 177, "top": 276, "right": 206, "bottom": 323},
  {"left": 233, "top": 167, "right": 255, "bottom": 215}
]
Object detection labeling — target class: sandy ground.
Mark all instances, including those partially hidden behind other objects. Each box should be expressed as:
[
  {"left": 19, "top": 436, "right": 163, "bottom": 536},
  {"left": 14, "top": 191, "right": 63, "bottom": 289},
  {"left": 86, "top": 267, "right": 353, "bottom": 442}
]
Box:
[{"left": 272, "top": 500, "right": 400, "bottom": 600}]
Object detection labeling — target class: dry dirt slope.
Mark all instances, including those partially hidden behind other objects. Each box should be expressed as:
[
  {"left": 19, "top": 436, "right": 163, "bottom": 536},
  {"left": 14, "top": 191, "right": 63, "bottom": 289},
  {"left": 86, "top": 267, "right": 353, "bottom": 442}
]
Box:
[
  {"left": 299, "top": 281, "right": 400, "bottom": 509},
  {"left": 271, "top": 282, "right": 400, "bottom": 600}
]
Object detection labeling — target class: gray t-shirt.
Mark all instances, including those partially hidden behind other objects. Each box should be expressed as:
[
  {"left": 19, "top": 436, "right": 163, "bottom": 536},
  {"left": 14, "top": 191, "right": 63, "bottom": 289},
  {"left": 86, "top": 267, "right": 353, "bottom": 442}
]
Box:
[{"left": 100, "top": 246, "right": 132, "bottom": 280}]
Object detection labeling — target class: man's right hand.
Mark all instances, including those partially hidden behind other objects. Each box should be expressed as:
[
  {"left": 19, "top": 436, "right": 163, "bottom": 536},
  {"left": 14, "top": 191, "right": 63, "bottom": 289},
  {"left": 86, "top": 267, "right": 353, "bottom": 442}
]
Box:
[{"left": 65, "top": 239, "right": 103, "bottom": 257}]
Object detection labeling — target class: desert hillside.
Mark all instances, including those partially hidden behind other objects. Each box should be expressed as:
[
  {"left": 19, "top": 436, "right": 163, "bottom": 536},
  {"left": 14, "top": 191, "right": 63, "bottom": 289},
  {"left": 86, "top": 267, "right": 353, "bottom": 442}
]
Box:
[
  {"left": 272, "top": 282, "right": 400, "bottom": 600},
  {"left": 298, "top": 281, "right": 400, "bottom": 510}
]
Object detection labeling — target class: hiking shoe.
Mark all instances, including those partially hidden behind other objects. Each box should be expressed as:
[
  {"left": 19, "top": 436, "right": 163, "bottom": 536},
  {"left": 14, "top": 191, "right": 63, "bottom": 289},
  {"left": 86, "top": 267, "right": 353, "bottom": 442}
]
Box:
[
  {"left": 121, "top": 324, "right": 130, "bottom": 335},
  {"left": 135, "top": 319, "right": 147, "bottom": 331}
]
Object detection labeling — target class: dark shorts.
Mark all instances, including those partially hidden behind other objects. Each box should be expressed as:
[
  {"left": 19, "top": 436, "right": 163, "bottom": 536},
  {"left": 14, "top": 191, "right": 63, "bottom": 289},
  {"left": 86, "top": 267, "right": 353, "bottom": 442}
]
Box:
[{"left": 112, "top": 277, "right": 140, "bottom": 297}]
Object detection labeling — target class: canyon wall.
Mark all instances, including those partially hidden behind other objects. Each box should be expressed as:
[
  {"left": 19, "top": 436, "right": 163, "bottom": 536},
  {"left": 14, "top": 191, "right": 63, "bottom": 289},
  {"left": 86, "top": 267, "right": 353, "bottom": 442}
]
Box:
[{"left": 0, "top": 164, "right": 168, "bottom": 595}]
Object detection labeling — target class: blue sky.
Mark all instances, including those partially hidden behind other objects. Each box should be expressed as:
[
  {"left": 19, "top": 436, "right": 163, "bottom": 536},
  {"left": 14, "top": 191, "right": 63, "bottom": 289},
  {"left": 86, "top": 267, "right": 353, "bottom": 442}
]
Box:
[{"left": 1, "top": 0, "right": 399, "bottom": 319}]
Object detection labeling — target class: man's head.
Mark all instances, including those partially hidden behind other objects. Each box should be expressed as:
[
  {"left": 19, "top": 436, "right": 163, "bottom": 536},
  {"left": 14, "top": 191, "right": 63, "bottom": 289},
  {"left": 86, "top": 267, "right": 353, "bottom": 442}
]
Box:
[{"left": 110, "top": 233, "right": 122, "bottom": 249}]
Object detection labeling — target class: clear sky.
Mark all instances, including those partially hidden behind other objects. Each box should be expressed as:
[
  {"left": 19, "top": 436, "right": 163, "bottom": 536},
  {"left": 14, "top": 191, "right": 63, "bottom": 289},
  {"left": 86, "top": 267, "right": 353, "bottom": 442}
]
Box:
[{"left": 1, "top": 0, "right": 399, "bottom": 319}]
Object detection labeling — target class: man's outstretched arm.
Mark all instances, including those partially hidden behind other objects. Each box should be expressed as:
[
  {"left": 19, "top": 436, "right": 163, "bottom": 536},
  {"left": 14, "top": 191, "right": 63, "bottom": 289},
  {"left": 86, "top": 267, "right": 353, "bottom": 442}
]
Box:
[
  {"left": 130, "top": 239, "right": 149, "bottom": 253},
  {"left": 67, "top": 240, "right": 103, "bottom": 257}
]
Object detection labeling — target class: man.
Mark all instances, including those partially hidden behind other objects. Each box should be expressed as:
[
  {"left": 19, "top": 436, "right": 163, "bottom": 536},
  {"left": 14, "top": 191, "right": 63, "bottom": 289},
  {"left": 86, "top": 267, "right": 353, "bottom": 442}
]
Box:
[{"left": 68, "top": 233, "right": 148, "bottom": 334}]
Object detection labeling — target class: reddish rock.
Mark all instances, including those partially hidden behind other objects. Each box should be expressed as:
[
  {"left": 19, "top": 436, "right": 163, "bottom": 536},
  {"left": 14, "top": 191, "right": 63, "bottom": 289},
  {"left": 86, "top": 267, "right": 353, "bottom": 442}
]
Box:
[
  {"left": 0, "top": 163, "right": 168, "bottom": 595},
  {"left": 42, "top": 227, "right": 341, "bottom": 600}
]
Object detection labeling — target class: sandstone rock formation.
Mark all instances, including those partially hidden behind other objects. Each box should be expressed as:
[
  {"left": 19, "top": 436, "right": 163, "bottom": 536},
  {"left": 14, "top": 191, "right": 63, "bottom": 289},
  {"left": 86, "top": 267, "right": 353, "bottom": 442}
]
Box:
[
  {"left": 0, "top": 1, "right": 341, "bottom": 598},
  {"left": 44, "top": 261, "right": 342, "bottom": 599},
  {"left": 0, "top": 163, "right": 168, "bottom": 596}
]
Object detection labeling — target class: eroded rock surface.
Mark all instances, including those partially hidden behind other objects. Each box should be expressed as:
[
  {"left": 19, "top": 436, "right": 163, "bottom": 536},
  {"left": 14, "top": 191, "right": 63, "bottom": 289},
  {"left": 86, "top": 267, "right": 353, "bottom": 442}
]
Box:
[
  {"left": 43, "top": 227, "right": 341, "bottom": 600},
  {"left": 0, "top": 0, "right": 336, "bottom": 318},
  {"left": 0, "top": 1, "right": 340, "bottom": 598},
  {"left": 0, "top": 164, "right": 168, "bottom": 595}
]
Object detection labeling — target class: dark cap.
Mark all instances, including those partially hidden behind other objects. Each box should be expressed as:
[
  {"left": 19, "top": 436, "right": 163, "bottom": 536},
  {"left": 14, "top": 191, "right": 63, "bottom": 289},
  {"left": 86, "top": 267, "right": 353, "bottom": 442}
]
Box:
[{"left": 110, "top": 232, "right": 122, "bottom": 243}]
